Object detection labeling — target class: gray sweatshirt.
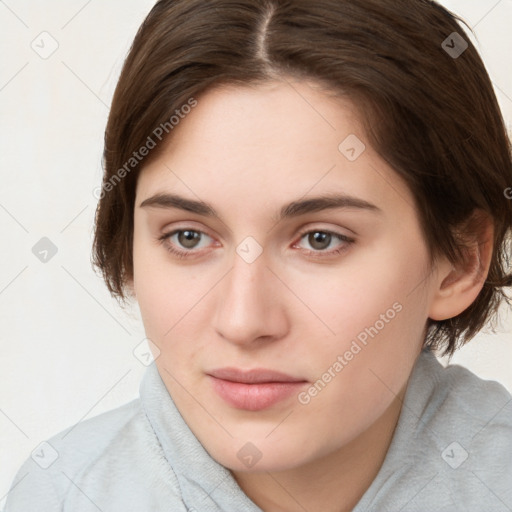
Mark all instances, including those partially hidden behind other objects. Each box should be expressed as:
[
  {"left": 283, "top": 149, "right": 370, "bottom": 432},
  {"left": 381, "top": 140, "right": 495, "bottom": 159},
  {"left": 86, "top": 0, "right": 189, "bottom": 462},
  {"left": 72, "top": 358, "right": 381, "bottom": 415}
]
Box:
[{"left": 3, "top": 348, "right": 512, "bottom": 511}]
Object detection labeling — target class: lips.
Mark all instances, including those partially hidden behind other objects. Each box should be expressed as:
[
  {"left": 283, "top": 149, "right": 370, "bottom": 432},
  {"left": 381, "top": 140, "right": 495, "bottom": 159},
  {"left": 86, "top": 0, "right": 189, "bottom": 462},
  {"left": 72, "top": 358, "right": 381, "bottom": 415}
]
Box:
[
  {"left": 207, "top": 367, "right": 308, "bottom": 411},
  {"left": 208, "top": 367, "right": 306, "bottom": 384}
]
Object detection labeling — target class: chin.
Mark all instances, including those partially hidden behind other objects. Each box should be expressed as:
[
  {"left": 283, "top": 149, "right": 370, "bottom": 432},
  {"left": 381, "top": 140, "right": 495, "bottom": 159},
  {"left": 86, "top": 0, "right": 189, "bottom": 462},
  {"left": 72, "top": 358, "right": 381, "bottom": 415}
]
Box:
[{"left": 206, "top": 435, "right": 322, "bottom": 474}]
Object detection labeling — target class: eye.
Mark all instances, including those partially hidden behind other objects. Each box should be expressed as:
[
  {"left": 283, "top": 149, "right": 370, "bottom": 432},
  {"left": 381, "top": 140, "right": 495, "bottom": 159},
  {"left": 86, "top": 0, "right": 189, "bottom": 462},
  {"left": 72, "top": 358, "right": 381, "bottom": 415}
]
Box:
[
  {"left": 158, "top": 229, "right": 213, "bottom": 259},
  {"left": 294, "top": 229, "right": 354, "bottom": 258}
]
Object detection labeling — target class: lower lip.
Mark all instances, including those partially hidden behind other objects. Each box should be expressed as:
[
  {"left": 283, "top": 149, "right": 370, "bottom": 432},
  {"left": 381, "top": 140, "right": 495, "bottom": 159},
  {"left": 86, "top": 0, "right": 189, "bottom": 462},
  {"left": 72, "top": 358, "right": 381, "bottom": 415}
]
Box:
[{"left": 209, "top": 376, "right": 307, "bottom": 411}]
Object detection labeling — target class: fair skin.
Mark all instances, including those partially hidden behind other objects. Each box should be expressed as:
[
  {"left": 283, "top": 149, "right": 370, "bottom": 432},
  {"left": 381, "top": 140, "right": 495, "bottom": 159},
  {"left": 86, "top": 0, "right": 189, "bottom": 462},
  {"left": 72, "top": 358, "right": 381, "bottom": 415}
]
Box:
[{"left": 129, "top": 78, "right": 493, "bottom": 512}]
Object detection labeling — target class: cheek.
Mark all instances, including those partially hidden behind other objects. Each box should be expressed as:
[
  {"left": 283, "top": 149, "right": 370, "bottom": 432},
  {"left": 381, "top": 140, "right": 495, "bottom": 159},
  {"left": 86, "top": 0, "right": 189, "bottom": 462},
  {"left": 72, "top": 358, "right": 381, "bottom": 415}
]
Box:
[
  {"left": 296, "top": 296, "right": 423, "bottom": 447},
  {"left": 133, "top": 240, "right": 182, "bottom": 339},
  {"left": 298, "top": 245, "right": 424, "bottom": 345},
  {"left": 133, "top": 243, "right": 216, "bottom": 370},
  {"left": 296, "top": 240, "right": 429, "bottom": 395}
]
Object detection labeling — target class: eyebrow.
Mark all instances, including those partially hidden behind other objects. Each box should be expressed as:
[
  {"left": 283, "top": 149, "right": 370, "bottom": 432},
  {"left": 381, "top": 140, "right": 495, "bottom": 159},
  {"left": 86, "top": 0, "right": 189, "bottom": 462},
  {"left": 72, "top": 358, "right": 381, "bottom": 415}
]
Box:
[{"left": 139, "top": 192, "right": 381, "bottom": 222}]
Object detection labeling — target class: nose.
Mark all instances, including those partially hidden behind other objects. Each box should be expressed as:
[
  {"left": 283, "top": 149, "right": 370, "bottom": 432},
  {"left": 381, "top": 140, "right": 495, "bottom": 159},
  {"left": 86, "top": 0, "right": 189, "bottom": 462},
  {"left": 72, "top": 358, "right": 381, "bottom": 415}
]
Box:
[{"left": 212, "top": 248, "right": 288, "bottom": 348}]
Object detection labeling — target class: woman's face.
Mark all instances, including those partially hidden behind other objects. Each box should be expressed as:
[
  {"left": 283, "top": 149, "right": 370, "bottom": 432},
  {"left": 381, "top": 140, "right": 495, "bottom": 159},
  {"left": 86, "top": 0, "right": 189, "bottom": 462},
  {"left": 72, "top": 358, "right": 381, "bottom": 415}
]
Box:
[{"left": 132, "top": 79, "right": 437, "bottom": 472}]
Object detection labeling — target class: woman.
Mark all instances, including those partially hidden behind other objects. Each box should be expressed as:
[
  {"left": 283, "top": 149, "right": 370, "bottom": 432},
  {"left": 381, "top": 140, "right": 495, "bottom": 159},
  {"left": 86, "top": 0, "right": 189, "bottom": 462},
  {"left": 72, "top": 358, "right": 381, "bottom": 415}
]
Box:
[{"left": 5, "top": 0, "right": 512, "bottom": 510}]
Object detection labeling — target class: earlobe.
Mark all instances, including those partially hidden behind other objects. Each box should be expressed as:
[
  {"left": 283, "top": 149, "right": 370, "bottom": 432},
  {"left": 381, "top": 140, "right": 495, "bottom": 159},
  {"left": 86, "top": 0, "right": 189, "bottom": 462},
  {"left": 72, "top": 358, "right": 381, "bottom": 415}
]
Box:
[{"left": 428, "top": 210, "right": 494, "bottom": 321}]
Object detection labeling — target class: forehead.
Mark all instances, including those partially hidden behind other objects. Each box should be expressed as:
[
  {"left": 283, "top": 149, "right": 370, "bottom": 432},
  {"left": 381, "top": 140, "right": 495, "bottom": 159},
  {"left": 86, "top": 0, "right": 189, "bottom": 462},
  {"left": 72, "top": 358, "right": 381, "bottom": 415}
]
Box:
[{"left": 135, "top": 79, "right": 415, "bottom": 223}]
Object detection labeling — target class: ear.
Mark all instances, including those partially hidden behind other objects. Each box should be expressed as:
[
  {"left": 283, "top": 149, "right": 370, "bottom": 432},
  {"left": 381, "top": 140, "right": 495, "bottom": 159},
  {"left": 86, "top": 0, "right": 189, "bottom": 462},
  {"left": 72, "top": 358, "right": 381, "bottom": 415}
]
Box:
[{"left": 428, "top": 210, "right": 494, "bottom": 321}]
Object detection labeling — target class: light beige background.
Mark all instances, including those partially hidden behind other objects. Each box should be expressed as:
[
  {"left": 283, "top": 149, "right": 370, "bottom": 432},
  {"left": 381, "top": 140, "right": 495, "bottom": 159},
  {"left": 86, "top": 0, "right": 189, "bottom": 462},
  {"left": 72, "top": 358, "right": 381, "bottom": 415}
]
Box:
[{"left": 0, "top": 0, "right": 511, "bottom": 506}]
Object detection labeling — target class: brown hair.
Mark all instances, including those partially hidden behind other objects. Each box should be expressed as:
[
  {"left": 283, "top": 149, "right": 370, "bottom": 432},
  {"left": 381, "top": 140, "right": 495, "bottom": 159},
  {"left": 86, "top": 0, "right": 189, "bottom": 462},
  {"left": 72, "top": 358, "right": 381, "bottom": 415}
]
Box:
[{"left": 92, "top": 0, "right": 512, "bottom": 357}]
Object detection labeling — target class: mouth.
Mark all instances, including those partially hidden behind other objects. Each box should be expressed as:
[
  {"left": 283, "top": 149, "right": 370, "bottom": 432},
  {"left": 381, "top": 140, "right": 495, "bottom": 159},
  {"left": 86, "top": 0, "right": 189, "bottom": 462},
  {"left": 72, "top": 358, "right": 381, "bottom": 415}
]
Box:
[{"left": 206, "top": 367, "right": 308, "bottom": 411}]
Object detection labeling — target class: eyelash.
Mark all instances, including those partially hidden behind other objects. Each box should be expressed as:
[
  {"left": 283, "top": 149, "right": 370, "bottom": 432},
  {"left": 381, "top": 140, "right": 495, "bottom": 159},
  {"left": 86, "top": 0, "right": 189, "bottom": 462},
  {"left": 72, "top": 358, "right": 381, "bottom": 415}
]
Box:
[{"left": 157, "top": 227, "right": 354, "bottom": 260}]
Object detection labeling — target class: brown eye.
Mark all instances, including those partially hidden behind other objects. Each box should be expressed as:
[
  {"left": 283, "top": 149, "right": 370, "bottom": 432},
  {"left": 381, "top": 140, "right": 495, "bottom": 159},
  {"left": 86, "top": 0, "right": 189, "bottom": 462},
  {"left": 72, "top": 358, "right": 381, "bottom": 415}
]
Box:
[
  {"left": 177, "top": 230, "right": 202, "bottom": 249},
  {"left": 307, "top": 231, "right": 332, "bottom": 251},
  {"left": 295, "top": 229, "right": 354, "bottom": 259},
  {"left": 158, "top": 228, "right": 215, "bottom": 259}
]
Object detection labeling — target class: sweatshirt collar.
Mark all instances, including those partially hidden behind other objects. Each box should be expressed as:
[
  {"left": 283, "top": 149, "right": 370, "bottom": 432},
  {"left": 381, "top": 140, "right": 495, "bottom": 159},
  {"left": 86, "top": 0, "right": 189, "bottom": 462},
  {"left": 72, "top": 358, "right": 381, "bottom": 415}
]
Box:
[
  {"left": 139, "top": 362, "right": 263, "bottom": 511},
  {"left": 353, "top": 348, "right": 444, "bottom": 510}
]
